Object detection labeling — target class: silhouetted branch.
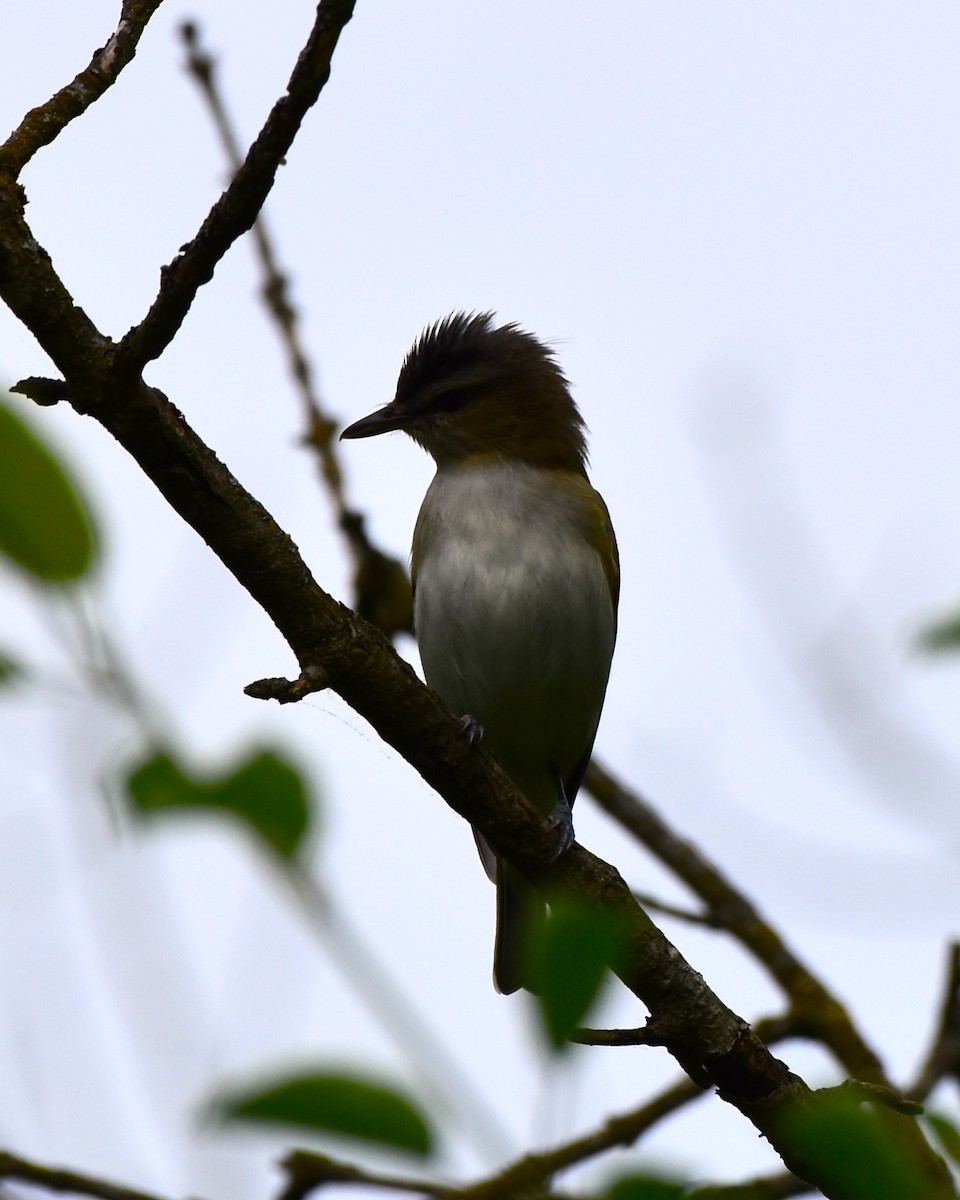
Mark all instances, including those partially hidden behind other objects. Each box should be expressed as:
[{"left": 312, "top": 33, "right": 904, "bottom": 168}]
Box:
[
  {"left": 0, "top": 7, "right": 955, "bottom": 1196},
  {"left": 0, "top": 1151, "right": 179, "bottom": 1200},
  {"left": 584, "top": 758, "right": 889, "bottom": 1085},
  {"left": 178, "top": 20, "right": 412, "bottom": 636},
  {"left": 0, "top": 0, "right": 164, "bottom": 177},
  {"left": 687, "top": 1173, "right": 811, "bottom": 1198},
  {"left": 116, "top": 0, "right": 356, "bottom": 370},
  {"left": 909, "top": 942, "right": 960, "bottom": 1102},
  {"left": 570, "top": 1024, "right": 666, "bottom": 1047},
  {"left": 281, "top": 1080, "right": 704, "bottom": 1200}
]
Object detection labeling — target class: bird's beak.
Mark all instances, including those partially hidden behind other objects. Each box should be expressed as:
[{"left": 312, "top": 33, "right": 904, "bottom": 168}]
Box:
[{"left": 340, "top": 403, "right": 409, "bottom": 440}]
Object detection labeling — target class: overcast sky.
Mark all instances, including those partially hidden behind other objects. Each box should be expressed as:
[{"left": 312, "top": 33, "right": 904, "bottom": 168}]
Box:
[{"left": 2, "top": 3, "right": 960, "bottom": 1195}]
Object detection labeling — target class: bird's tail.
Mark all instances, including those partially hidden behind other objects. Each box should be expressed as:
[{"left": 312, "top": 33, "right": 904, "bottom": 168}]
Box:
[{"left": 493, "top": 859, "right": 546, "bottom": 995}]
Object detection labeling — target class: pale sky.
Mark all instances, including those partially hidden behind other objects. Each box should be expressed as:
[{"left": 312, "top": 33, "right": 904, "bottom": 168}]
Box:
[{"left": 2, "top": 3, "right": 960, "bottom": 1195}]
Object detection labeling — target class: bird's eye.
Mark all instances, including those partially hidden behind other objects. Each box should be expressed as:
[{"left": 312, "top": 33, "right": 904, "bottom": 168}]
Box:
[{"left": 431, "top": 388, "right": 472, "bottom": 415}]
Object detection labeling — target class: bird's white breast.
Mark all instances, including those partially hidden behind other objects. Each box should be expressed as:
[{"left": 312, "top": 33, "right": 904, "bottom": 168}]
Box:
[{"left": 412, "top": 460, "right": 616, "bottom": 814}]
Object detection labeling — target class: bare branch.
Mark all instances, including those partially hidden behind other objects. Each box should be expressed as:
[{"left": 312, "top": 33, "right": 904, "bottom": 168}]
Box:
[
  {"left": 116, "top": 0, "right": 356, "bottom": 371},
  {"left": 280, "top": 1081, "right": 704, "bottom": 1200},
  {"left": 570, "top": 1024, "right": 666, "bottom": 1047},
  {"left": 0, "top": 0, "right": 164, "bottom": 177},
  {"left": 585, "top": 758, "right": 889, "bottom": 1085},
  {"left": 631, "top": 890, "right": 717, "bottom": 926},
  {"left": 178, "top": 20, "right": 413, "bottom": 636},
  {"left": 688, "top": 1173, "right": 812, "bottom": 1198},
  {"left": 0, "top": 1150, "right": 183, "bottom": 1200},
  {"left": 279, "top": 1149, "right": 449, "bottom": 1200},
  {"left": 0, "top": 8, "right": 954, "bottom": 1194},
  {"left": 909, "top": 941, "right": 960, "bottom": 1102},
  {"left": 450, "top": 1081, "right": 704, "bottom": 1200},
  {"left": 574, "top": 1011, "right": 802, "bottom": 1051}
]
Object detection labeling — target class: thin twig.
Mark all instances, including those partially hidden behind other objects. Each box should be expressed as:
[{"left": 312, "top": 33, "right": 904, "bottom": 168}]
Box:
[
  {"left": 584, "top": 758, "right": 889, "bottom": 1085},
  {"left": 279, "top": 1080, "right": 704, "bottom": 1200},
  {"left": 687, "top": 1173, "right": 812, "bottom": 1198},
  {"left": 178, "top": 21, "right": 412, "bottom": 637},
  {"left": 574, "top": 1011, "right": 799, "bottom": 1051},
  {"left": 2, "top": 14, "right": 955, "bottom": 1194},
  {"left": 0, "top": 0, "right": 164, "bottom": 176},
  {"left": 908, "top": 941, "right": 960, "bottom": 1102},
  {"left": 117, "top": 0, "right": 357, "bottom": 370},
  {"left": 0, "top": 1151, "right": 180, "bottom": 1200},
  {"left": 631, "top": 890, "right": 717, "bottom": 926},
  {"left": 570, "top": 1025, "right": 665, "bottom": 1047},
  {"left": 450, "top": 1080, "right": 704, "bottom": 1200},
  {"left": 279, "top": 1150, "right": 449, "bottom": 1200}
]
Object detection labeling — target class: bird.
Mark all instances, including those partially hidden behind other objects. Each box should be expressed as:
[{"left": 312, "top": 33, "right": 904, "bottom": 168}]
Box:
[{"left": 341, "top": 312, "right": 619, "bottom": 993}]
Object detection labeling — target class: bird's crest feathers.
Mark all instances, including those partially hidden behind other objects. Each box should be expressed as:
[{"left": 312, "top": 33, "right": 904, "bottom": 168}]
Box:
[{"left": 392, "top": 312, "right": 589, "bottom": 472}]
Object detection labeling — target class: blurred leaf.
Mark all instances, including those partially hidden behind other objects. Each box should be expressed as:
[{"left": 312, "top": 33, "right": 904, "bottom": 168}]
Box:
[
  {"left": 605, "top": 1176, "right": 686, "bottom": 1200},
  {"left": 926, "top": 1112, "right": 960, "bottom": 1166},
  {"left": 126, "top": 747, "right": 311, "bottom": 859},
  {"left": 916, "top": 611, "right": 960, "bottom": 654},
  {"left": 0, "top": 650, "right": 24, "bottom": 688},
  {"left": 0, "top": 399, "right": 97, "bottom": 583},
  {"left": 533, "top": 898, "right": 630, "bottom": 1048},
  {"left": 214, "top": 1070, "right": 433, "bottom": 1156},
  {"left": 785, "top": 1090, "right": 932, "bottom": 1200}
]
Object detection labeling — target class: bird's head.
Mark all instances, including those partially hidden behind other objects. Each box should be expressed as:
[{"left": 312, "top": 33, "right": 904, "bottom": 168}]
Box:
[{"left": 340, "top": 312, "right": 588, "bottom": 473}]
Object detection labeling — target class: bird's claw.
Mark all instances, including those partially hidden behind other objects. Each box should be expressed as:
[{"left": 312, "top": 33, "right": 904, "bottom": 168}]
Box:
[
  {"left": 458, "top": 714, "right": 484, "bottom": 745},
  {"left": 546, "top": 796, "right": 575, "bottom": 860}
]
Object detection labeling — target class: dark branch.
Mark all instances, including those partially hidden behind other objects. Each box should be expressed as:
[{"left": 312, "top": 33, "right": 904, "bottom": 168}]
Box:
[
  {"left": 245, "top": 667, "right": 331, "bottom": 703},
  {"left": 0, "top": 1150, "right": 180, "bottom": 1200},
  {"left": 0, "top": 7, "right": 955, "bottom": 1194},
  {"left": 0, "top": 0, "right": 164, "bottom": 177},
  {"left": 909, "top": 941, "right": 960, "bottom": 1102},
  {"left": 10, "top": 376, "right": 71, "bottom": 407},
  {"left": 280, "top": 1081, "right": 704, "bottom": 1200},
  {"left": 833, "top": 1079, "right": 923, "bottom": 1117},
  {"left": 178, "top": 21, "right": 412, "bottom": 637},
  {"left": 279, "top": 1150, "right": 448, "bottom": 1200},
  {"left": 631, "top": 889, "right": 718, "bottom": 926},
  {"left": 570, "top": 1024, "right": 666, "bottom": 1047},
  {"left": 687, "top": 1173, "right": 812, "bottom": 1198},
  {"left": 116, "top": 0, "right": 356, "bottom": 370},
  {"left": 574, "top": 1011, "right": 801, "bottom": 1051},
  {"left": 584, "top": 758, "right": 890, "bottom": 1084}
]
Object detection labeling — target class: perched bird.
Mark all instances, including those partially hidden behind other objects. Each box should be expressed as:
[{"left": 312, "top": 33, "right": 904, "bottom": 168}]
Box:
[{"left": 341, "top": 313, "right": 619, "bottom": 993}]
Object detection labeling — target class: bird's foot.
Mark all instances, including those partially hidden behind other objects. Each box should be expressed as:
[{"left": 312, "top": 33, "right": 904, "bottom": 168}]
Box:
[
  {"left": 546, "top": 786, "right": 575, "bottom": 859},
  {"left": 458, "top": 714, "right": 484, "bottom": 745}
]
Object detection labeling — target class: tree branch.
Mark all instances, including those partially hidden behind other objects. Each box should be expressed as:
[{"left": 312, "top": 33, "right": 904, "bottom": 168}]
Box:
[
  {"left": 0, "top": 0, "right": 164, "bottom": 177},
  {"left": 115, "top": 0, "right": 356, "bottom": 371},
  {"left": 0, "top": 1150, "right": 180, "bottom": 1200},
  {"left": 177, "top": 20, "right": 412, "bottom": 637},
  {"left": 278, "top": 1150, "right": 448, "bottom": 1200},
  {"left": 909, "top": 941, "right": 960, "bottom": 1102},
  {"left": 280, "top": 1080, "right": 704, "bottom": 1200},
  {"left": 688, "top": 1174, "right": 812, "bottom": 1199},
  {"left": 584, "top": 759, "right": 889, "bottom": 1085},
  {"left": 0, "top": 8, "right": 954, "bottom": 1195}
]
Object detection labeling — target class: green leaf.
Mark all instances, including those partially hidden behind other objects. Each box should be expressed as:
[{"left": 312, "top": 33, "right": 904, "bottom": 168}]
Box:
[
  {"left": 926, "top": 1112, "right": 960, "bottom": 1166},
  {"left": 533, "top": 898, "right": 630, "bottom": 1048},
  {"left": 916, "top": 610, "right": 960, "bottom": 653},
  {"left": 785, "top": 1089, "right": 932, "bottom": 1200},
  {"left": 0, "top": 399, "right": 97, "bottom": 583},
  {"left": 0, "top": 650, "right": 24, "bottom": 688},
  {"left": 214, "top": 1070, "right": 433, "bottom": 1156},
  {"left": 605, "top": 1177, "right": 686, "bottom": 1200},
  {"left": 126, "top": 748, "right": 311, "bottom": 859}
]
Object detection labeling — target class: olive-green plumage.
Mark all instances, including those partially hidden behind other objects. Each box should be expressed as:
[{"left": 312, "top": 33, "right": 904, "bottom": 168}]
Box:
[{"left": 342, "top": 313, "right": 618, "bottom": 993}]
